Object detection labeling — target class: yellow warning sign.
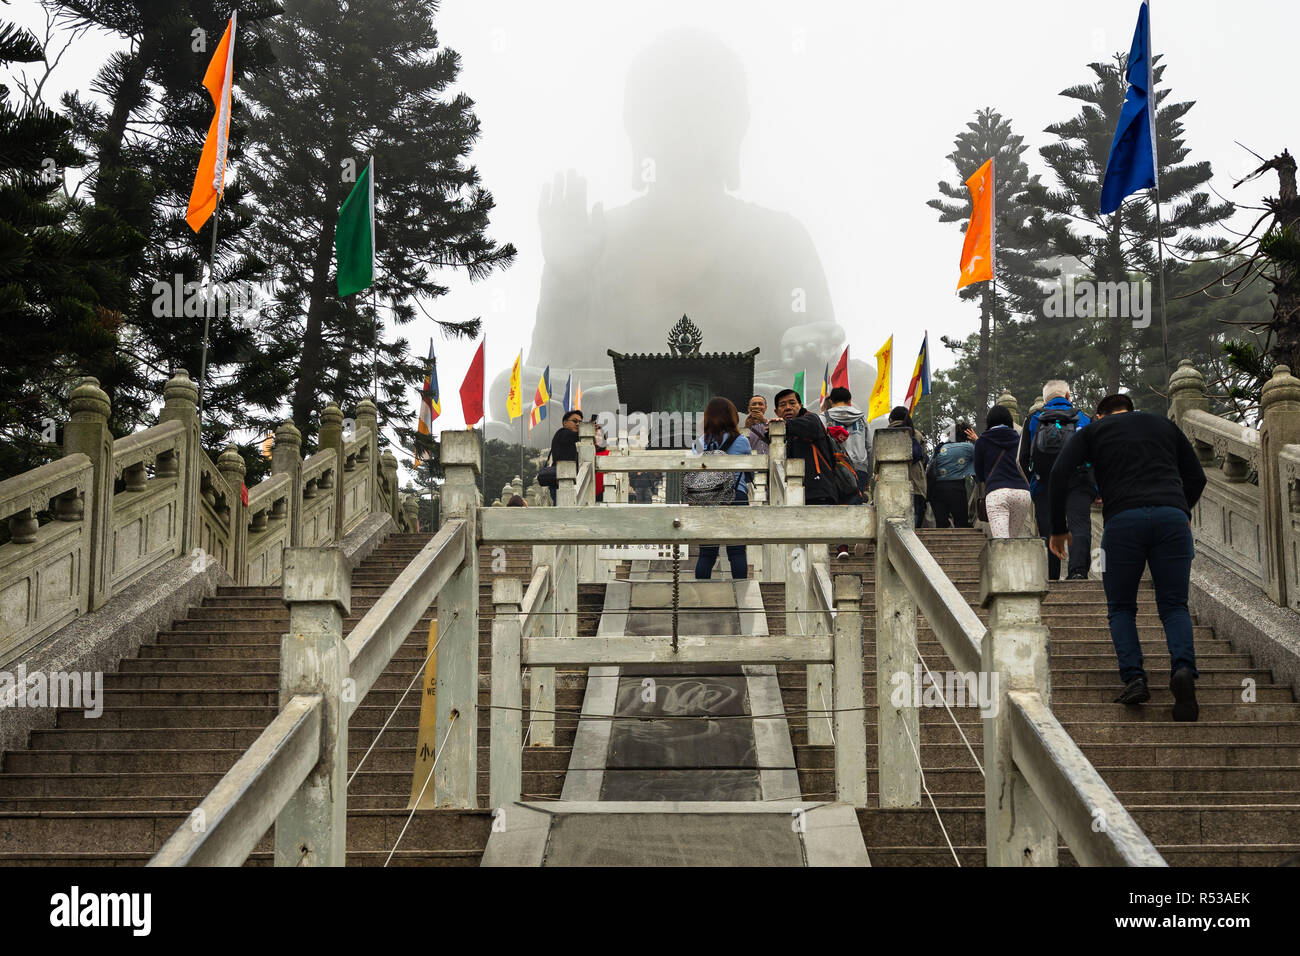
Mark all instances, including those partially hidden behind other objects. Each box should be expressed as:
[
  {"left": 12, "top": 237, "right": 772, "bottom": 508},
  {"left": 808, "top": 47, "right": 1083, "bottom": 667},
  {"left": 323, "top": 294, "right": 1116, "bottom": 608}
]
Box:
[{"left": 408, "top": 619, "right": 438, "bottom": 808}]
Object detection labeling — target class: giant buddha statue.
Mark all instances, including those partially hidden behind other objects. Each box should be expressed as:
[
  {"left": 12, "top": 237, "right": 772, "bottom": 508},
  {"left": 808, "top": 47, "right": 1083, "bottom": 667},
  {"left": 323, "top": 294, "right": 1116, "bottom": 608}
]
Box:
[{"left": 487, "top": 27, "right": 872, "bottom": 441}]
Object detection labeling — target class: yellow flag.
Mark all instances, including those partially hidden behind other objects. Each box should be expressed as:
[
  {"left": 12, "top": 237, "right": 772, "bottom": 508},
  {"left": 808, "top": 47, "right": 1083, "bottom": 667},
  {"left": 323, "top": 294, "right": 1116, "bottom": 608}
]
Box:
[
  {"left": 506, "top": 350, "right": 522, "bottom": 419},
  {"left": 868, "top": 336, "right": 892, "bottom": 421}
]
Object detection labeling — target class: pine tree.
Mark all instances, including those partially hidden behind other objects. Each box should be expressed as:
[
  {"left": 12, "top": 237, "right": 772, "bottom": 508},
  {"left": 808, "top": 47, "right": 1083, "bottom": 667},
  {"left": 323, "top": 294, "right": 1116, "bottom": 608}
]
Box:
[
  {"left": 238, "top": 0, "right": 516, "bottom": 451},
  {"left": 1026, "top": 55, "right": 1233, "bottom": 403},
  {"left": 0, "top": 18, "right": 139, "bottom": 478},
  {"left": 928, "top": 108, "right": 1057, "bottom": 410},
  {"left": 52, "top": 1, "right": 286, "bottom": 445}
]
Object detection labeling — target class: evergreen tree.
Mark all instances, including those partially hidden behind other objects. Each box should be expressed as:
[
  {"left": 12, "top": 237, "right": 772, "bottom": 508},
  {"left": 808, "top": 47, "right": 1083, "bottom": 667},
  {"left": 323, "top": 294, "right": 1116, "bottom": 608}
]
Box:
[
  {"left": 1026, "top": 54, "right": 1233, "bottom": 404},
  {"left": 1215, "top": 149, "right": 1300, "bottom": 410},
  {"left": 52, "top": 1, "right": 285, "bottom": 445},
  {"left": 928, "top": 108, "right": 1057, "bottom": 410},
  {"left": 239, "top": 0, "right": 516, "bottom": 451},
  {"left": 0, "top": 17, "right": 139, "bottom": 478}
]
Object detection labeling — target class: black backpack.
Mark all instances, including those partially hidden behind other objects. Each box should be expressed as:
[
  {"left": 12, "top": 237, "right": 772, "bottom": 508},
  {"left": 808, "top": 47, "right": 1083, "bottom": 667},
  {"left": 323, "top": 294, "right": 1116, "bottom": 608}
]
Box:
[{"left": 1031, "top": 408, "right": 1079, "bottom": 477}]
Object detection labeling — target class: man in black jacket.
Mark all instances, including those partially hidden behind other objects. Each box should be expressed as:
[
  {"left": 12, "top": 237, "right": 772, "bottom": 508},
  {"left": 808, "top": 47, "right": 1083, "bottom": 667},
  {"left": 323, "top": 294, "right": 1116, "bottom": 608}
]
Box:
[
  {"left": 546, "top": 409, "right": 583, "bottom": 503},
  {"left": 773, "top": 388, "right": 837, "bottom": 504},
  {"left": 1048, "top": 393, "right": 1207, "bottom": 721}
]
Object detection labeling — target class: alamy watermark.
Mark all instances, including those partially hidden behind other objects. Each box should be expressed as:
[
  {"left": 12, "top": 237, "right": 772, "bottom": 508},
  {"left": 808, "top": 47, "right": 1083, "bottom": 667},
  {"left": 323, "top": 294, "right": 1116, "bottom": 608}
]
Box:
[
  {"left": 1043, "top": 275, "right": 1151, "bottom": 329},
  {"left": 889, "top": 665, "right": 999, "bottom": 718},
  {"left": 593, "top": 404, "right": 710, "bottom": 448},
  {"left": 0, "top": 666, "right": 103, "bottom": 718},
  {"left": 151, "top": 273, "right": 279, "bottom": 328}
]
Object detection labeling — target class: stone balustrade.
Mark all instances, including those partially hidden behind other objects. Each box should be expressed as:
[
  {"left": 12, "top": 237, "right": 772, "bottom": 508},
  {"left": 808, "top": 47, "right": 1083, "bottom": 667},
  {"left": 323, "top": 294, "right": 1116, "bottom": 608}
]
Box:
[
  {"left": 0, "top": 370, "right": 420, "bottom": 664},
  {"left": 1169, "top": 360, "right": 1300, "bottom": 611}
]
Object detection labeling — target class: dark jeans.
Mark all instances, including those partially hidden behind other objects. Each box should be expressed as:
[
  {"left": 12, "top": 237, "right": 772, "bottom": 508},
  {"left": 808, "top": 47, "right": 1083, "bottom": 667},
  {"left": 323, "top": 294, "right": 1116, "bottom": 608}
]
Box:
[
  {"left": 1035, "top": 485, "right": 1092, "bottom": 578},
  {"left": 696, "top": 493, "right": 748, "bottom": 580},
  {"left": 547, "top": 485, "right": 556, "bottom": 504},
  {"left": 929, "top": 479, "right": 970, "bottom": 528},
  {"left": 913, "top": 494, "right": 927, "bottom": 528},
  {"left": 1101, "top": 506, "right": 1198, "bottom": 683}
]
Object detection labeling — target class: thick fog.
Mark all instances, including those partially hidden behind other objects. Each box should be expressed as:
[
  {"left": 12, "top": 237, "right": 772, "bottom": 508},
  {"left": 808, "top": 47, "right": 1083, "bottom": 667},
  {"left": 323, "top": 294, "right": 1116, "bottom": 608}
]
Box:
[{"left": 9, "top": 0, "right": 1293, "bottom": 438}]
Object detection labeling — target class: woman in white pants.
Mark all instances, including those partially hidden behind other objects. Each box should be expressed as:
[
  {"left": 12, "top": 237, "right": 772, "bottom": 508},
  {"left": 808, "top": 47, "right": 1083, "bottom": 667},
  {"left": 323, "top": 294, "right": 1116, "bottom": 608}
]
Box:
[{"left": 973, "top": 405, "right": 1031, "bottom": 538}]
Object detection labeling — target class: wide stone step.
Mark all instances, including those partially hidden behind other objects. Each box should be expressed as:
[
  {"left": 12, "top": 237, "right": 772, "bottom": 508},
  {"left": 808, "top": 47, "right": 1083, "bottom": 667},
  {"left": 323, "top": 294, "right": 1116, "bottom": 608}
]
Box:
[
  {"left": 789, "top": 740, "right": 1300, "bottom": 769},
  {"left": 0, "top": 768, "right": 568, "bottom": 799},
  {"left": 790, "top": 764, "right": 1300, "bottom": 795},
  {"left": 3, "top": 742, "right": 573, "bottom": 776},
  {"left": 774, "top": 684, "right": 1294, "bottom": 704},
  {"left": 857, "top": 805, "right": 1300, "bottom": 848},
  {"left": 0, "top": 808, "right": 493, "bottom": 856}
]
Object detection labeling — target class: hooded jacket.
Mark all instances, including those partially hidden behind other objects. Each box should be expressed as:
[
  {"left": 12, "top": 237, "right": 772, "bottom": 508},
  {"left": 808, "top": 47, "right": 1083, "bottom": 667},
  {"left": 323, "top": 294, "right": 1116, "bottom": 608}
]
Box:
[
  {"left": 974, "top": 425, "right": 1029, "bottom": 494},
  {"left": 824, "top": 403, "right": 871, "bottom": 473}
]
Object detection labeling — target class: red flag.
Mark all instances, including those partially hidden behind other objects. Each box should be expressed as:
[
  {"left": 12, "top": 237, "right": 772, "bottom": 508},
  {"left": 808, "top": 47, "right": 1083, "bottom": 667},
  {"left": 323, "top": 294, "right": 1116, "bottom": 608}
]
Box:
[
  {"left": 240, "top": 482, "right": 249, "bottom": 507},
  {"left": 459, "top": 340, "right": 485, "bottom": 426},
  {"left": 830, "top": 346, "right": 850, "bottom": 390}
]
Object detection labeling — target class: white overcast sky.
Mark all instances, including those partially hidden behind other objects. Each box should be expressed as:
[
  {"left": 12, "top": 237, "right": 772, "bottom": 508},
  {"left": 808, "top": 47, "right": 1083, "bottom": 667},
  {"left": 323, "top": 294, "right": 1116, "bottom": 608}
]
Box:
[{"left": 7, "top": 0, "right": 1291, "bottom": 439}]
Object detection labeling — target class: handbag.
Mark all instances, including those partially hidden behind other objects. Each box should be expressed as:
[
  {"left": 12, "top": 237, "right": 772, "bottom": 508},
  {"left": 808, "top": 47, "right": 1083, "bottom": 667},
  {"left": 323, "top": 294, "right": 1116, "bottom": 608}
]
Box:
[
  {"left": 975, "top": 449, "right": 1006, "bottom": 523},
  {"left": 536, "top": 451, "right": 557, "bottom": 488}
]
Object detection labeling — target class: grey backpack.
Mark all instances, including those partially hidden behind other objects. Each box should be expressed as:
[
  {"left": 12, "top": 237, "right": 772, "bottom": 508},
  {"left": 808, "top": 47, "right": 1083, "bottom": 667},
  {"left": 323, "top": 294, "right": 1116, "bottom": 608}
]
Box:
[{"left": 683, "top": 434, "right": 740, "bottom": 504}]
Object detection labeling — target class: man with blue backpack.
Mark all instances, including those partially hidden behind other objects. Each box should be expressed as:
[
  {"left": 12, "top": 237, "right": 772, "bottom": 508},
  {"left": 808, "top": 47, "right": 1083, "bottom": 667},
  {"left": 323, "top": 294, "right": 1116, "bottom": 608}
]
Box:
[{"left": 1019, "top": 380, "right": 1095, "bottom": 580}]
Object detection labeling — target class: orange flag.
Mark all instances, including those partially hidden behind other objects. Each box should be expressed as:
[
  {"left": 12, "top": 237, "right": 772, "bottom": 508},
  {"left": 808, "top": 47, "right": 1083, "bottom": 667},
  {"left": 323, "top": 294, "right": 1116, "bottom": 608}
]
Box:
[
  {"left": 956, "top": 157, "right": 994, "bottom": 290},
  {"left": 186, "top": 13, "right": 238, "bottom": 233}
]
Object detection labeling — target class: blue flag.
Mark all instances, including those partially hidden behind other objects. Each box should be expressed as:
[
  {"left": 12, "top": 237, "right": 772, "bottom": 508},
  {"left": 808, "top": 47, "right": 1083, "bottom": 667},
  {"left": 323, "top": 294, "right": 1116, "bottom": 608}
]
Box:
[
  {"left": 1100, "top": 1, "right": 1158, "bottom": 214},
  {"left": 562, "top": 372, "right": 574, "bottom": 412}
]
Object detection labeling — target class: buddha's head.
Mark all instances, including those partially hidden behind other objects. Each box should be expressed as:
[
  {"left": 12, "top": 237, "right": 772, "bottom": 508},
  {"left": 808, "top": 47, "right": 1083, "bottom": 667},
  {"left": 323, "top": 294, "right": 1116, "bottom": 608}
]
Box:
[{"left": 624, "top": 28, "right": 749, "bottom": 193}]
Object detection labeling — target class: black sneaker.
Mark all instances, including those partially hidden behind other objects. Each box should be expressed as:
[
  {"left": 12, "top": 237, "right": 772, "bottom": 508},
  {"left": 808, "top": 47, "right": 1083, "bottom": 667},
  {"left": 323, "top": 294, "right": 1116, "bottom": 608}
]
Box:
[
  {"left": 1171, "top": 667, "right": 1199, "bottom": 722},
  {"left": 835, "top": 545, "right": 850, "bottom": 560},
  {"left": 1114, "top": 676, "right": 1150, "bottom": 705},
  {"left": 1066, "top": 572, "right": 1088, "bottom": 580}
]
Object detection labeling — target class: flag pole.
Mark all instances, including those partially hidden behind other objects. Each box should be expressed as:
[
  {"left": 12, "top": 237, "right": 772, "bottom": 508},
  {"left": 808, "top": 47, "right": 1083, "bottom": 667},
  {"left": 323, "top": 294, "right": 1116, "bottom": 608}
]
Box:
[
  {"left": 372, "top": 287, "right": 379, "bottom": 401},
  {"left": 197, "top": 194, "right": 222, "bottom": 414},
  {"left": 1148, "top": 5, "right": 1170, "bottom": 405}
]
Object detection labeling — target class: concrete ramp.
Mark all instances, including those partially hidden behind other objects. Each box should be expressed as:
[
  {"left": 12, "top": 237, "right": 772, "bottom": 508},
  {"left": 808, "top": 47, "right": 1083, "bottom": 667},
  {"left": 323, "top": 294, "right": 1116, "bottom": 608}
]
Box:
[
  {"left": 560, "top": 576, "right": 798, "bottom": 801},
  {"left": 482, "top": 802, "right": 870, "bottom": 866},
  {"left": 482, "top": 560, "right": 869, "bottom": 866}
]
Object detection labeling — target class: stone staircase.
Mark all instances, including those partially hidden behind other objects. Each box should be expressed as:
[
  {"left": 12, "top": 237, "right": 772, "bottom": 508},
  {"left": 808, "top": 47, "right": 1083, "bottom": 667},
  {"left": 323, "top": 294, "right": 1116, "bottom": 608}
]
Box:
[
  {"left": 4, "top": 526, "right": 1295, "bottom": 866},
  {"left": 0, "top": 534, "right": 597, "bottom": 866},
  {"left": 770, "top": 528, "right": 1300, "bottom": 865}
]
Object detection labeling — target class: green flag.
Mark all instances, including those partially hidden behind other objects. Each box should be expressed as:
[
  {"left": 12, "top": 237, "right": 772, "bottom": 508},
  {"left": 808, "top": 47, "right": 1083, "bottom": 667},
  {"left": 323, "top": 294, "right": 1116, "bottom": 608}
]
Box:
[
  {"left": 336, "top": 157, "right": 374, "bottom": 296},
  {"left": 793, "top": 369, "right": 805, "bottom": 405}
]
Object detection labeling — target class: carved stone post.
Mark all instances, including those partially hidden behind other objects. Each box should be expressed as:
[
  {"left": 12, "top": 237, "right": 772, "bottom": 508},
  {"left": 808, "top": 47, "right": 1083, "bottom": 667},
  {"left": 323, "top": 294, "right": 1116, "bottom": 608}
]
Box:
[
  {"left": 997, "top": 390, "right": 1020, "bottom": 425},
  {"left": 1168, "top": 359, "right": 1210, "bottom": 426},
  {"left": 435, "top": 429, "right": 481, "bottom": 807},
  {"left": 874, "top": 427, "right": 920, "bottom": 807},
  {"left": 318, "top": 403, "right": 345, "bottom": 543},
  {"left": 217, "top": 445, "right": 247, "bottom": 584},
  {"left": 402, "top": 494, "right": 420, "bottom": 533},
  {"left": 1260, "top": 366, "right": 1300, "bottom": 607},
  {"left": 981, "top": 536, "right": 1056, "bottom": 866},
  {"left": 156, "top": 369, "right": 201, "bottom": 557},
  {"left": 63, "top": 377, "right": 114, "bottom": 610},
  {"left": 276, "top": 547, "right": 350, "bottom": 866},
  {"left": 833, "top": 574, "right": 868, "bottom": 807},
  {"left": 354, "top": 397, "right": 381, "bottom": 516},
  {"left": 382, "top": 451, "right": 400, "bottom": 522},
  {"left": 272, "top": 420, "right": 304, "bottom": 547},
  {"left": 489, "top": 577, "right": 523, "bottom": 809}
]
